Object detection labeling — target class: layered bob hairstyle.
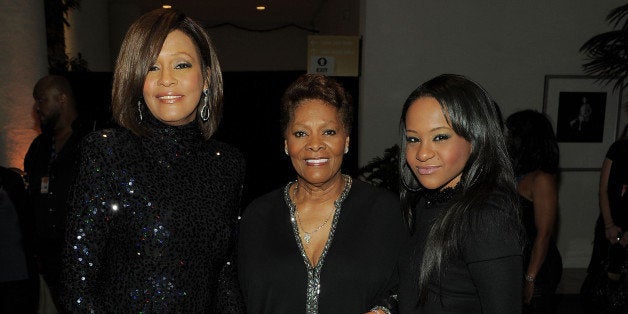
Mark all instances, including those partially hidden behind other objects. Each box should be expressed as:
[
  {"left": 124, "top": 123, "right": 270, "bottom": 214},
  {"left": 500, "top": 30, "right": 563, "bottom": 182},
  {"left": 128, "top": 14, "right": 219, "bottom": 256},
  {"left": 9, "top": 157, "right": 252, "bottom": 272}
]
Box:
[
  {"left": 112, "top": 9, "right": 223, "bottom": 139},
  {"left": 280, "top": 74, "right": 353, "bottom": 136}
]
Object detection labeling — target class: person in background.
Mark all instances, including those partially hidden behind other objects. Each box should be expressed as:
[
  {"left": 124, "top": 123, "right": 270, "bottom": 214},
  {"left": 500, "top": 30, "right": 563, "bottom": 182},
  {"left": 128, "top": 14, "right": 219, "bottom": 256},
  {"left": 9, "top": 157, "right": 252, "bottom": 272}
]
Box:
[
  {"left": 586, "top": 124, "right": 628, "bottom": 276},
  {"left": 59, "top": 9, "right": 245, "bottom": 312},
  {"left": 0, "top": 166, "right": 38, "bottom": 313},
  {"left": 238, "top": 74, "right": 407, "bottom": 314},
  {"left": 397, "top": 74, "right": 524, "bottom": 313},
  {"left": 24, "top": 74, "right": 92, "bottom": 308},
  {"left": 506, "top": 110, "right": 563, "bottom": 313}
]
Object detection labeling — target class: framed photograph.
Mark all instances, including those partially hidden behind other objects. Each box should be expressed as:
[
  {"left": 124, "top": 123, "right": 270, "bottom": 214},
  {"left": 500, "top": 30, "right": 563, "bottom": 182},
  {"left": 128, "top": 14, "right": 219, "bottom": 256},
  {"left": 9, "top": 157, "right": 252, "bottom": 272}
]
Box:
[{"left": 543, "top": 75, "right": 623, "bottom": 171}]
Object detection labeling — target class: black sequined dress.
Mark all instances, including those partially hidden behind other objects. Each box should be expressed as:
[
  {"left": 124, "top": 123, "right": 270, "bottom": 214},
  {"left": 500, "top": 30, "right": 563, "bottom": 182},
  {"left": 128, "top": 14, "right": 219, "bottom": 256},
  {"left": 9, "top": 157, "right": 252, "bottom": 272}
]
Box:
[{"left": 59, "top": 118, "right": 245, "bottom": 313}]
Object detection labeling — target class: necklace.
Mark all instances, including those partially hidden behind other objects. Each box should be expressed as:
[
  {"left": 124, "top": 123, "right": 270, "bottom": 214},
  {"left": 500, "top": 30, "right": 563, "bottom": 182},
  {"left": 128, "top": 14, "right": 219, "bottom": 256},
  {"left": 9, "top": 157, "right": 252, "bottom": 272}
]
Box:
[
  {"left": 295, "top": 208, "right": 334, "bottom": 245},
  {"left": 291, "top": 180, "right": 336, "bottom": 245}
]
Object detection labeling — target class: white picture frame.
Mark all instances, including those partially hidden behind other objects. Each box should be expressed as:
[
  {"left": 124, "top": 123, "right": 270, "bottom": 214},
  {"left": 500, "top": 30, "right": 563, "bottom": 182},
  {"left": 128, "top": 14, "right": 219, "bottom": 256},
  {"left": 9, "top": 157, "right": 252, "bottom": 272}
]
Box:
[{"left": 542, "top": 75, "right": 623, "bottom": 171}]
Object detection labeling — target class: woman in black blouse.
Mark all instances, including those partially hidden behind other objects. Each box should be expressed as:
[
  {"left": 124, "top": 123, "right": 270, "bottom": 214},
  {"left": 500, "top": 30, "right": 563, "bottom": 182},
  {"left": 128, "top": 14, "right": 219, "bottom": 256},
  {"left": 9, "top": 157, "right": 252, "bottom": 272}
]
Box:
[
  {"left": 59, "top": 9, "right": 245, "bottom": 312},
  {"left": 238, "top": 74, "right": 407, "bottom": 314},
  {"left": 397, "top": 74, "right": 524, "bottom": 313}
]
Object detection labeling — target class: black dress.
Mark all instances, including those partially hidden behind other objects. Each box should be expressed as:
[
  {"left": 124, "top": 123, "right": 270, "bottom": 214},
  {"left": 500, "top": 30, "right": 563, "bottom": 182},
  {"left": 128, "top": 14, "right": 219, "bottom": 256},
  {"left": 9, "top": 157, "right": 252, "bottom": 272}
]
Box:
[
  {"left": 398, "top": 189, "right": 523, "bottom": 313},
  {"left": 59, "top": 118, "right": 245, "bottom": 312},
  {"left": 519, "top": 195, "right": 562, "bottom": 312},
  {"left": 238, "top": 178, "right": 408, "bottom": 313},
  {"left": 587, "top": 139, "right": 628, "bottom": 273}
]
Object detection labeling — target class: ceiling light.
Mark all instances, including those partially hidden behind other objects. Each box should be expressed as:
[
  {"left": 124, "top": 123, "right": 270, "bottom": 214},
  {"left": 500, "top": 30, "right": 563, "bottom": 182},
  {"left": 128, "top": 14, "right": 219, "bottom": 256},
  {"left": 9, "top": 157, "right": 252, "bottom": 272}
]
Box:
[
  {"left": 256, "top": 5, "right": 266, "bottom": 11},
  {"left": 162, "top": 4, "right": 172, "bottom": 9}
]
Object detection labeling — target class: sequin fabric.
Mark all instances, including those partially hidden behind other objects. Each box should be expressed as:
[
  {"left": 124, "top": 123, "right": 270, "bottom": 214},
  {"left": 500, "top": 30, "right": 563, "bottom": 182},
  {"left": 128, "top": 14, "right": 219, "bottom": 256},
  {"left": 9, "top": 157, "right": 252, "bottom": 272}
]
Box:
[
  {"left": 284, "top": 175, "right": 352, "bottom": 314},
  {"left": 59, "top": 118, "right": 245, "bottom": 312}
]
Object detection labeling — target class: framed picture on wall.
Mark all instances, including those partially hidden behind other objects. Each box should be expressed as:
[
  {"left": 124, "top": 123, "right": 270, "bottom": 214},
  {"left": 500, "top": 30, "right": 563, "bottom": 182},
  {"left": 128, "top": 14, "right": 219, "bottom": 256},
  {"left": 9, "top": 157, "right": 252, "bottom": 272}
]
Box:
[{"left": 543, "top": 75, "right": 623, "bottom": 171}]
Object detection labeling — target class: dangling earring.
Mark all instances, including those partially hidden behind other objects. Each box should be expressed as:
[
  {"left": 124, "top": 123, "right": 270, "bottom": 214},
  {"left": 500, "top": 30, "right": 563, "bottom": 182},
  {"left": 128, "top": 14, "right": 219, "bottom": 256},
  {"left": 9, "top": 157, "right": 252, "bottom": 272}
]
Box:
[
  {"left": 344, "top": 146, "right": 349, "bottom": 154},
  {"left": 284, "top": 148, "right": 289, "bottom": 156},
  {"left": 137, "top": 100, "right": 143, "bottom": 121},
  {"left": 200, "top": 89, "right": 210, "bottom": 122}
]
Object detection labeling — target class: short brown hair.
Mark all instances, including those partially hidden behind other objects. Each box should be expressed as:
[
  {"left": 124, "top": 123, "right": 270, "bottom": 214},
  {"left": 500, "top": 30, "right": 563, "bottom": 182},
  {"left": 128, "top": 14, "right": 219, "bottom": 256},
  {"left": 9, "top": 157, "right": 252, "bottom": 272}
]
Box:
[
  {"left": 280, "top": 74, "right": 353, "bottom": 136},
  {"left": 111, "top": 9, "right": 223, "bottom": 139}
]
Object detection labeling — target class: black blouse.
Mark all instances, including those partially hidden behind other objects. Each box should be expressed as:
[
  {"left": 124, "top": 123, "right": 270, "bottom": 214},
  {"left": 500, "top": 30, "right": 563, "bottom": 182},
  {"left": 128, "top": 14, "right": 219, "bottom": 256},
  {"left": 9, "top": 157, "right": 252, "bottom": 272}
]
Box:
[
  {"left": 398, "top": 189, "right": 523, "bottom": 313},
  {"left": 59, "top": 119, "right": 245, "bottom": 312},
  {"left": 607, "top": 139, "right": 628, "bottom": 227},
  {"left": 238, "top": 178, "right": 408, "bottom": 313}
]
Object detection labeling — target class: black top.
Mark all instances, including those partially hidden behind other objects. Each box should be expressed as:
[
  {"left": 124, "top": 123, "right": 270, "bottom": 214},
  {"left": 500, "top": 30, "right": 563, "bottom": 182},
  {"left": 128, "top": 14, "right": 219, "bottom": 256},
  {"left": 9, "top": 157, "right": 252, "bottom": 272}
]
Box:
[
  {"left": 398, "top": 189, "right": 522, "bottom": 314},
  {"left": 238, "top": 179, "right": 408, "bottom": 314},
  {"left": 606, "top": 139, "right": 628, "bottom": 228},
  {"left": 24, "top": 119, "right": 91, "bottom": 262},
  {"left": 59, "top": 118, "right": 245, "bottom": 313},
  {"left": 0, "top": 167, "right": 29, "bottom": 283},
  {"left": 587, "top": 139, "right": 628, "bottom": 273}
]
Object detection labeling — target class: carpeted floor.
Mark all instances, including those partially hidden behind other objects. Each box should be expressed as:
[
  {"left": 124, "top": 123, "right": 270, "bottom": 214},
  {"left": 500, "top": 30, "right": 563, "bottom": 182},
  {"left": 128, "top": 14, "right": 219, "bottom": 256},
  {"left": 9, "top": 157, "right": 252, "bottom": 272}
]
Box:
[
  {"left": 553, "top": 268, "right": 587, "bottom": 313},
  {"left": 553, "top": 294, "right": 586, "bottom": 314}
]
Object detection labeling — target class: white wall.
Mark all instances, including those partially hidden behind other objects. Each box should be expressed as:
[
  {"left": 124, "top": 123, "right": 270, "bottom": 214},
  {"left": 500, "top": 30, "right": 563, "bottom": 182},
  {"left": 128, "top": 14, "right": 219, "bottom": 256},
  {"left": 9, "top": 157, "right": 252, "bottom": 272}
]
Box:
[
  {"left": 0, "top": 0, "right": 48, "bottom": 169},
  {"left": 359, "top": 0, "right": 628, "bottom": 267},
  {"left": 65, "top": 1, "right": 112, "bottom": 72}
]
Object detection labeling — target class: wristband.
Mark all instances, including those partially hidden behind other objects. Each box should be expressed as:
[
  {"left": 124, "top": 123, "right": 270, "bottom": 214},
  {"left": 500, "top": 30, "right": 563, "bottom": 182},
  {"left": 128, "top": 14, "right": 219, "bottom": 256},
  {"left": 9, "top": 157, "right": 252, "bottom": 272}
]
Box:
[
  {"left": 525, "top": 274, "right": 535, "bottom": 282},
  {"left": 370, "top": 306, "right": 391, "bottom": 314}
]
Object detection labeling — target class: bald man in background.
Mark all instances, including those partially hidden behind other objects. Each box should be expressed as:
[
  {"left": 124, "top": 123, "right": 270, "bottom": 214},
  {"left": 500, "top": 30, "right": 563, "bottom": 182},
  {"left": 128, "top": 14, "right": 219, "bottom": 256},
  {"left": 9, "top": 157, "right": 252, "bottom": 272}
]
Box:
[{"left": 24, "top": 75, "right": 93, "bottom": 308}]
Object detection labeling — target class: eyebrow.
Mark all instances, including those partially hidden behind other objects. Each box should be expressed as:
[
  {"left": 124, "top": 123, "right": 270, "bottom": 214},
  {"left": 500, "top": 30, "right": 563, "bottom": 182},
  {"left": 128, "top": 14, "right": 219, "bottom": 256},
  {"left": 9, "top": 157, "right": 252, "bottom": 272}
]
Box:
[
  {"left": 406, "top": 126, "right": 452, "bottom": 133},
  {"left": 161, "top": 51, "right": 194, "bottom": 59}
]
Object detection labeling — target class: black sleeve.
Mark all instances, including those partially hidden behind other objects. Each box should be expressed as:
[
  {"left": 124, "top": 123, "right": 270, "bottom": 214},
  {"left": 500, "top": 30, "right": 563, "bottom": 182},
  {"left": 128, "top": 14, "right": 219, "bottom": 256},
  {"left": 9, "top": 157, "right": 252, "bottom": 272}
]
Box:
[
  {"left": 366, "top": 185, "right": 408, "bottom": 314},
  {"left": 212, "top": 150, "right": 246, "bottom": 313},
  {"left": 59, "top": 134, "right": 113, "bottom": 312},
  {"left": 467, "top": 255, "right": 522, "bottom": 313},
  {"left": 463, "top": 200, "right": 523, "bottom": 314}
]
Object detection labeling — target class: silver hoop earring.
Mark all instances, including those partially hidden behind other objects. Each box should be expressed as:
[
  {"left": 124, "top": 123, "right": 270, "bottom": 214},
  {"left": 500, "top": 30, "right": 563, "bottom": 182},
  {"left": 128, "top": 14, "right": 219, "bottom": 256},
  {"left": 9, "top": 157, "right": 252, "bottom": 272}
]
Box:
[
  {"left": 137, "top": 100, "right": 143, "bottom": 121},
  {"left": 200, "top": 89, "right": 210, "bottom": 122}
]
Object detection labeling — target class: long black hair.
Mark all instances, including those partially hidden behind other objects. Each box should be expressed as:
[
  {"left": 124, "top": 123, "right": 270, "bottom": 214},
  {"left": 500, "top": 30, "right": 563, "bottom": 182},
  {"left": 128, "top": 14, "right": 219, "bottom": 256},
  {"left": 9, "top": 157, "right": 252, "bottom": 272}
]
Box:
[
  {"left": 506, "top": 110, "right": 559, "bottom": 176},
  {"left": 399, "top": 74, "right": 521, "bottom": 304}
]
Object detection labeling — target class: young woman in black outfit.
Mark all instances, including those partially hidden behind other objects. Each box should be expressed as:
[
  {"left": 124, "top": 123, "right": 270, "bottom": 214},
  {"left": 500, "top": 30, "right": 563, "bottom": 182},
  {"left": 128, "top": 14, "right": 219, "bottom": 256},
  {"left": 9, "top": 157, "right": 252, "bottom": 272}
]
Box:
[{"left": 397, "top": 74, "right": 524, "bottom": 313}]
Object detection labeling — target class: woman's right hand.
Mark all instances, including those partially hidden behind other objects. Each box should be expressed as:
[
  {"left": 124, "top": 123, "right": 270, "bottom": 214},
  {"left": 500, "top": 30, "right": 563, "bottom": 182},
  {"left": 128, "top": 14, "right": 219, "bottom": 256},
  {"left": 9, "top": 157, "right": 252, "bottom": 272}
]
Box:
[{"left": 605, "top": 223, "right": 623, "bottom": 244}]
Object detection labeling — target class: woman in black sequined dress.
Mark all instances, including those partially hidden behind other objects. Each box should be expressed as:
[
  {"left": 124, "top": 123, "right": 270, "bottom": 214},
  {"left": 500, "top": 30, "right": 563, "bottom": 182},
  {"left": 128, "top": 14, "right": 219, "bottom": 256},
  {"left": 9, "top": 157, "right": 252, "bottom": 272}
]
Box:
[{"left": 59, "top": 9, "right": 245, "bottom": 312}]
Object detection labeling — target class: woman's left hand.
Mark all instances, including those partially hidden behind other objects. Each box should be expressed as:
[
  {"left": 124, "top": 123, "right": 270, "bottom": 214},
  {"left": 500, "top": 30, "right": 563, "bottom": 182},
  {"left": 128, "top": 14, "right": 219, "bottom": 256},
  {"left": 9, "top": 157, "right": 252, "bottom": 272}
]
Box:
[{"left": 523, "top": 281, "right": 534, "bottom": 304}]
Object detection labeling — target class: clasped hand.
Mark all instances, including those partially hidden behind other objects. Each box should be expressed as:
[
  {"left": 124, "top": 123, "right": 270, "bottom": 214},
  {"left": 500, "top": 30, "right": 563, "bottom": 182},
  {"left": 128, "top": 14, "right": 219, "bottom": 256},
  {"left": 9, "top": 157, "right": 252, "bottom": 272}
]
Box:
[{"left": 605, "top": 224, "right": 628, "bottom": 246}]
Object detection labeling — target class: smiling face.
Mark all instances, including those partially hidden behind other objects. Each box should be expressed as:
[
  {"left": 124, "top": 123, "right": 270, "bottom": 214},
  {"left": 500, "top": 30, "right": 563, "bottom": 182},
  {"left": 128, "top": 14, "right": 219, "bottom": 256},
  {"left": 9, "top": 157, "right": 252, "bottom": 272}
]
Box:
[
  {"left": 405, "top": 96, "right": 472, "bottom": 191},
  {"left": 143, "top": 30, "right": 207, "bottom": 126},
  {"left": 285, "top": 99, "right": 349, "bottom": 188}
]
